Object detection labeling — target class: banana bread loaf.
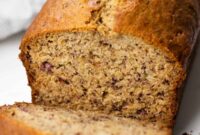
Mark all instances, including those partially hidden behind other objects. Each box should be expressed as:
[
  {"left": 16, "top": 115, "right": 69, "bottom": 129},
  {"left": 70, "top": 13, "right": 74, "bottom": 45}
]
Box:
[
  {"left": 19, "top": 0, "right": 200, "bottom": 130},
  {"left": 0, "top": 103, "right": 171, "bottom": 135}
]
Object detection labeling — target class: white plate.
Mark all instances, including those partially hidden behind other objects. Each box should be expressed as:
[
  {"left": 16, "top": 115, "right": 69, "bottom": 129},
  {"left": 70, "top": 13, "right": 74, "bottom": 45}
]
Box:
[{"left": 0, "top": 33, "right": 199, "bottom": 135}]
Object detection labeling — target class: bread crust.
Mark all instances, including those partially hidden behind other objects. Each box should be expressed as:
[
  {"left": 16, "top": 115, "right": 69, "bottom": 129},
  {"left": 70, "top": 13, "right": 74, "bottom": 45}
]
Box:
[
  {"left": 20, "top": 0, "right": 96, "bottom": 47},
  {"left": 0, "top": 113, "right": 48, "bottom": 135},
  {"left": 20, "top": 0, "right": 200, "bottom": 67},
  {"left": 115, "top": 0, "right": 200, "bottom": 66}
]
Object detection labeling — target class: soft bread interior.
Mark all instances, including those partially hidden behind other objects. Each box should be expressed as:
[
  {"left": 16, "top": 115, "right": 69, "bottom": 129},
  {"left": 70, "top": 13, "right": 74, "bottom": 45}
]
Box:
[
  {"left": 21, "top": 31, "right": 184, "bottom": 127},
  {"left": 0, "top": 103, "right": 171, "bottom": 135}
]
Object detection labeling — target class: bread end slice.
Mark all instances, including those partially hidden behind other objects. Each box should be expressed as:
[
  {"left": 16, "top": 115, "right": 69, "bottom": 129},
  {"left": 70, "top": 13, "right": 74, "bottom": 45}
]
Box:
[
  {"left": 0, "top": 103, "right": 172, "bottom": 135},
  {"left": 0, "top": 106, "right": 45, "bottom": 135}
]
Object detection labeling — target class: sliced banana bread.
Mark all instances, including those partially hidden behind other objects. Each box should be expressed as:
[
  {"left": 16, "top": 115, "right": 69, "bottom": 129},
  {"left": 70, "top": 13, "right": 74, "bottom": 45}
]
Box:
[
  {"left": 0, "top": 103, "right": 171, "bottom": 135},
  {"left": 19, "top": 0, "right": 200, "bottom": 129}
]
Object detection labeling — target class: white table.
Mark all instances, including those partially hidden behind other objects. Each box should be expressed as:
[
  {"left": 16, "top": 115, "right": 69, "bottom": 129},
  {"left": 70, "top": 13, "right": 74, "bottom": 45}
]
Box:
[
  {"left": 0, "top": 33, "right": 31, "bottom": 105},
  {"left": 0, "top": 33, "right": 200, "bottom": 135}
]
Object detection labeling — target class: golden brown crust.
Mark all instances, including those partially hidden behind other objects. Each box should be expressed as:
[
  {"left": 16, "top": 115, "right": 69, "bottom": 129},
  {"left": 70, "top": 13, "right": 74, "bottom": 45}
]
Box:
[
  {"left": 114, "top": 0, "right": 200, "bottom": 66},
  {"left": 0, "top": 113, "right": 48, "bottom": 135},
  {"left": 20, "top": 0, "right": 200, "bottom": 68},
  {"left": 20, "top": 0, "right": 96, "bottom": 48}
]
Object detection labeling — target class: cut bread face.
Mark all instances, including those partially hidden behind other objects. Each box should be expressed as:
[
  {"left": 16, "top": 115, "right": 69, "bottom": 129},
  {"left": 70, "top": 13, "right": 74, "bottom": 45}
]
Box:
[
  {"left": 0, "top": 103, "right": 171, "bottom": 135},
  {"left": 20, "top": 31, "right": 185, "bottom": 127}
]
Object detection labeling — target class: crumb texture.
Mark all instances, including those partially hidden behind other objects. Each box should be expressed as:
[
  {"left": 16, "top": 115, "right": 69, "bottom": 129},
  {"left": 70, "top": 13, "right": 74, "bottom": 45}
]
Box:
[{"left": 21, "top": 31, "right": 184, "bottom": 127}]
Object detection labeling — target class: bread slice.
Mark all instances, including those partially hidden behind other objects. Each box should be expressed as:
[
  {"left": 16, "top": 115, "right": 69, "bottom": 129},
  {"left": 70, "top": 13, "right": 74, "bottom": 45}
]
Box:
[
  {"left": 19, "top": 0, "right": 200, "bottom": 129},
  {"left": 0, "top": 103, "right": 171, "bottom": 135}
]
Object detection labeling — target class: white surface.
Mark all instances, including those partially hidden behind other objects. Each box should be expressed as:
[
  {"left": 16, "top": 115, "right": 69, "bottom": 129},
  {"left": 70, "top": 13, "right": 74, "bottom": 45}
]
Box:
[
  {"left": 0, "top": 0, "right": 45, "bottom": 40},
  {"left": 174, "top": 42, "right": 200, "bottom": 135},
  {"left": 0, "top": 33, "right": 200, "bottom": 135},
  {"left": 0, "top": 33, "right": 31, "bottom": 105}
]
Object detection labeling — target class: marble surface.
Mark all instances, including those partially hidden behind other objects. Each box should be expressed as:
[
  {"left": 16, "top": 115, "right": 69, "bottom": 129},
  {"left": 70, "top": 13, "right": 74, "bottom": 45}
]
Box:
[
  {"left": 0, "top": 33, "right": 200, "bottom": 135},
  {"left": 0, "top": 0, "right": 45, "bottom": 40}
]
